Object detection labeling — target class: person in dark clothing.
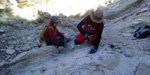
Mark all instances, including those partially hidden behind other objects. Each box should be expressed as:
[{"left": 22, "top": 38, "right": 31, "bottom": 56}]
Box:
[
  {"left": 44, "top": 16, "right": 66, "bottom": 46},
  {"left": 74, "top": 8, "right": 104, "bottom": 54}
]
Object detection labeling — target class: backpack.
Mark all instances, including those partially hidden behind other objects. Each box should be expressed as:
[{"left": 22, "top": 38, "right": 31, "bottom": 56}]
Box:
[
  {"left": 134, "top": 26, "right": 150, "bottom": 38},
  {"left": 40, "top": 26, "right": 54, "bottom": 40}
]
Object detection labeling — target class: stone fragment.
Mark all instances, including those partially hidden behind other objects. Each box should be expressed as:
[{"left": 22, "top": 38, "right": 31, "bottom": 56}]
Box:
[{"left": 6, "top": 49, "right": 15, "bottom": 55}]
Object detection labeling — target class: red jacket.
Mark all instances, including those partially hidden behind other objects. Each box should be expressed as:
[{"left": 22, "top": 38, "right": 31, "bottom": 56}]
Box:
[
  {"left": 82, "top": 15, "right": 104, "bottom": 34},
  {"left": 44, "top": 24, "right": 64, "bottom": 41}
]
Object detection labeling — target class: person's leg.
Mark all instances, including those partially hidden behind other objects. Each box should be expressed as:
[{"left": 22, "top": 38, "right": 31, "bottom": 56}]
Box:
[
  {"left": 74, "top": 40, "right": 81, "bottom": 44},
  {"left": 45, "top": 40, "right": 65, "bottom": 46},
  {"left": 58, "top": 35, "right": 64, "bottom": 40},
  {"left": 74, "top": 33, "right": 86, "bottom": 45},
  {"left": 56, "top": 40, "right": 65, "bottom": 46},
  {"left": 45, "top": 40, "right": 52, "bottom": 45},
  {"left": 57, "top": 35, "right": 66, "bottom": 46},
  {"left": 58, "top": 35, "right": 70, "bottom": 43}
]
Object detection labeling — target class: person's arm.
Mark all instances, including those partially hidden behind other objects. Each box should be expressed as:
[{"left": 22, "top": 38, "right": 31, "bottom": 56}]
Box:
[
  {"left": 93, "top": 29, "right": 103, "bottom": 48},
  {"left": 90, "top": 29, "right": 103, "bottom": 54},
  {"left": 77, "top": 21, "right": 86, "bottom": 36}
]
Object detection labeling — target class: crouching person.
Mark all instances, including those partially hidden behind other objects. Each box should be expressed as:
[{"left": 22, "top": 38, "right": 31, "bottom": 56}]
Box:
[
  {"left": 43, "top": 16, "right": 66, "bottom": 46},
  {"left": 74, "top": 8, "right": 104, "bottom": 54}
]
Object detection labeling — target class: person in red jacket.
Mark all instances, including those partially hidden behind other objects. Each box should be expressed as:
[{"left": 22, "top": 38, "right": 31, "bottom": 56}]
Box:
[
  {"left": 74, "top": 8, "right": 104, "bottom": 54},
  {"left": 44, "top": 16, "right": 66, "bottom": 46}
]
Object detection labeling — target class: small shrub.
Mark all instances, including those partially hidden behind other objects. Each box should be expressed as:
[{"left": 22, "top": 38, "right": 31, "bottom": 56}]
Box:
[{"left": 18, "top": 3, "right": 35, "bottom": 8}]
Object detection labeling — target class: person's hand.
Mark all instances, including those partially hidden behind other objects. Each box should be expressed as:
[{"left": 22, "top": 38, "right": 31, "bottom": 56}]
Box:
[
  {"left": 84, "top": 33, "right": 89, "bottom": 39},
  {"left": 89, "top": 47, "right": 97, "bottom": 54}
]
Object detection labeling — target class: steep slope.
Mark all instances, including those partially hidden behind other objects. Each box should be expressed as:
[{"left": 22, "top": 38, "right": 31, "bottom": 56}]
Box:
[{"left": 0, "top": 0, "right": 150, "bottom": 75}]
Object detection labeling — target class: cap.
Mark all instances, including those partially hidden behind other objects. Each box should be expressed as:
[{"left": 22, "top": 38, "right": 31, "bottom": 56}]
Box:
[{"left": 50, "top": 16, "right": 59, "bottom": 23}]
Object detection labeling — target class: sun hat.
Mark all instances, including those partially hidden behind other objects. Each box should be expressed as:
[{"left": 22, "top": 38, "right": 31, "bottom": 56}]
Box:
[
  {"left": 50, "top": 16, "right": 59, "bottom": 23},
  {"left": 90, "top": 8, "right": 103, "bottom": 23}
]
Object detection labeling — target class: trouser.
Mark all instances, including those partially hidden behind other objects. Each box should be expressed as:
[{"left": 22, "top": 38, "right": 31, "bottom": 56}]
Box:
[
  {"left": 45, "top": 35, "right": 65, "bottom": 46},
  {"left": 74, "top": 33, "right": 97, "bottom": 45}
]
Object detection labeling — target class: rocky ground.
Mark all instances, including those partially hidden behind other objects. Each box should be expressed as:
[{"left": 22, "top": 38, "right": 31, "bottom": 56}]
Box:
[{"left": 0, "top": 0, "right": 150, "bottom": 75}]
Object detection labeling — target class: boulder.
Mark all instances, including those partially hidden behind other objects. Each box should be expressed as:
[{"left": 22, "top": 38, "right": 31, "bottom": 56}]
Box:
[{"left": 6, "top": 49, "right": 15, "bottom": 55}]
